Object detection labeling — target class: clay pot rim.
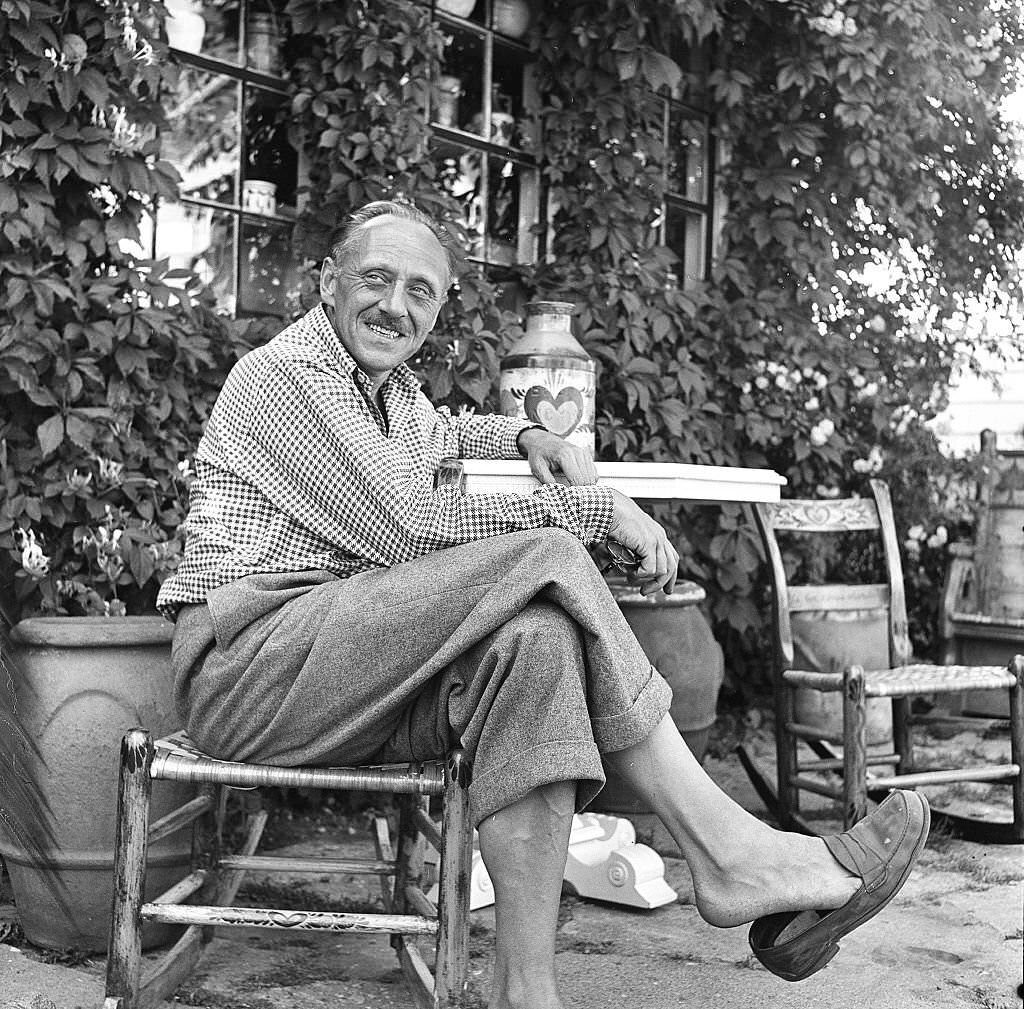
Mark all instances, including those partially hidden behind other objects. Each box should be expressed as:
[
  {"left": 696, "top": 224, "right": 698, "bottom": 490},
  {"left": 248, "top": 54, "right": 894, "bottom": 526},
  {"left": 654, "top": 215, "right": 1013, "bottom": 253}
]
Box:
[{"left": 10, "top": 615, "right": 174, "bottom": 647}]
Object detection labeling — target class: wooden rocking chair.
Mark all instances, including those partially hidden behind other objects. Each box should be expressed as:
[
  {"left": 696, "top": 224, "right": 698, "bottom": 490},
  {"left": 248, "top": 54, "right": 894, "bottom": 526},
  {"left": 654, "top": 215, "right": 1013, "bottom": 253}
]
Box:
[{"left": 743, "top": 479, "right": 1023, "bottom": 842}]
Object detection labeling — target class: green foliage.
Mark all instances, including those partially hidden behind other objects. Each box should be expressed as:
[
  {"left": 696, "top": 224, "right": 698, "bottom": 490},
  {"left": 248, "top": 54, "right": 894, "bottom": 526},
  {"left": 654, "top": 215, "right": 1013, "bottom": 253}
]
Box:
[
  {"left": 0, "top": 0, "right": 253, "bottom": 619},
  {"left": 523, "top": 0, "right": 1024, "bottom": 688},
  {"left": 286, "top": 0, "right": 522, "bottom": 410},
  {"left": 3, "top": 0, "right": 1023, "bottom": 691}
]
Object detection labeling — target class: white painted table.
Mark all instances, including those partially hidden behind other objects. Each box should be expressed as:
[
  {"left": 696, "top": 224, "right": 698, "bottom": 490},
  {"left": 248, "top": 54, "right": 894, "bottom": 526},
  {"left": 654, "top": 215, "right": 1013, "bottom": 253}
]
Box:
[{"left": 459, "top": 459, "right": 787, "bottom": 503}]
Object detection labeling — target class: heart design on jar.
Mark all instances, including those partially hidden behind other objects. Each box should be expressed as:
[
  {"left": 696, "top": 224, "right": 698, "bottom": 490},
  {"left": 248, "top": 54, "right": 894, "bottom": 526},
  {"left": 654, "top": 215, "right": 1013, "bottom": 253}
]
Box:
[{"left": 523, "top": 385, "right": 585, "bottom": 437}]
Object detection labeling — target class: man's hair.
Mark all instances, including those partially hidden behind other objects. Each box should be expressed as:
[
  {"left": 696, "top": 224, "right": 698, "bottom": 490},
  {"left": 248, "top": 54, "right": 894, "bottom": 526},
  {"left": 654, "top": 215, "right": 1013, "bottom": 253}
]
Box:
[{"left": 326, "top": 200, "right": 459, "bottom": 287}]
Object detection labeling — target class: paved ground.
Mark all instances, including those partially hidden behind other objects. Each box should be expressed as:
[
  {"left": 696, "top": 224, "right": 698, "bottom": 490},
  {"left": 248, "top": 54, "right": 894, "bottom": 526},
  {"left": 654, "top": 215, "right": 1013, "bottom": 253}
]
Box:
[{"left": 3, "top": 717, "right": 1022, "bottom": 1009}]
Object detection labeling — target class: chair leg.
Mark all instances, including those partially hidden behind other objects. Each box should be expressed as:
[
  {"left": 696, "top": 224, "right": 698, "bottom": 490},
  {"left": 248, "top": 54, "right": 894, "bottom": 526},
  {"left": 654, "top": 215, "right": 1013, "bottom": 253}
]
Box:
[
  {"left": 1009, "top": 655, "right": 1024, "bottom": 843},
  {"left": 105, "top": 729, "right": 154, "bottom": 1009},
  {"left": 775, "top": 679, "right": 800, "bottom": 829},
  {"left": 892, "top": 696, "right": 913, "bottom": 774},
  {"left": 843, "top": 666, "right": 869, "bottom": 828},
  {"left": 434, "top": 750, "right": 473, "bottom": 1008}
]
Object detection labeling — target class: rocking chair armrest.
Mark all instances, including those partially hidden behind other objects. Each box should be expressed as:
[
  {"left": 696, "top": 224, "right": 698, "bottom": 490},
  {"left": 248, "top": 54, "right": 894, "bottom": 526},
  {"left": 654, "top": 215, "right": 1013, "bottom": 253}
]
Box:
[{"left": 781, "top": 669, "right": 845, "bottom": 691}]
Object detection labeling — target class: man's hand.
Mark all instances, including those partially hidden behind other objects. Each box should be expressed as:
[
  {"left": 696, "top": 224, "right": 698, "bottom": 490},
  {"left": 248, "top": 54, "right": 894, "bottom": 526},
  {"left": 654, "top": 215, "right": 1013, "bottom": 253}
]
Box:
[
  {"left": 517, "top": 427, "right": 597, "bottom": 486},
  {"left": 606, "top": 488, "right": 679, "bottom": 596}
]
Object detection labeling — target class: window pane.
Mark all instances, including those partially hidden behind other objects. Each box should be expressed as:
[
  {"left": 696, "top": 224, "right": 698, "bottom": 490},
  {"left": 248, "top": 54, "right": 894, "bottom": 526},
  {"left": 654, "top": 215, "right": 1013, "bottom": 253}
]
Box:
[
  {"left": 485, "top": 153, "right": 520, "bottom": 265},
  {"left": 164, "top": 69, "right": 240, "bottom": 204},
  {"left": 667, "top": 108, "right": 707, "bottom": 202},
  {"left": 195, "top": 0, "right": 240, "bottom": 64},
  {"left": 440, "top": 27, "right": 485, "bottom": 134},
  {"left": 243, "top": 87, "right": 299, "bottom": 212},
  {"left": 238, "top": 218, "right": 300, "bottom": 317},
  {"left": 156, "top": 203, "right": 237, "bottom": 313},
  {"left": 437, "top": 145, "right": 484, "bottom": 257},
  {"left": 665, "top": 206, "right": 706, "bottom": 289},
  {"left": 246, "top": 0, "right": 289, "bottom": 75}
]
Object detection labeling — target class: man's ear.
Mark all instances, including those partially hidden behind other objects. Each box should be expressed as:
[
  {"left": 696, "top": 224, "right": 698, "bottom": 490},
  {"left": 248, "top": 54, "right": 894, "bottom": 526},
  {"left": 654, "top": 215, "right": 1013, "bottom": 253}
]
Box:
[{"left": 319, "top": 259, "right": 335, "bottom": 305}]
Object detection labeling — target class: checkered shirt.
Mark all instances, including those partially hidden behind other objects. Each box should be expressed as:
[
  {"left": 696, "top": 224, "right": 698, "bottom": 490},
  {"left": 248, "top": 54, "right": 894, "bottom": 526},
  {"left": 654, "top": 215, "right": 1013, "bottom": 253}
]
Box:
[{"left": 157, "top": 304, "right": 614, "bottom": 617}]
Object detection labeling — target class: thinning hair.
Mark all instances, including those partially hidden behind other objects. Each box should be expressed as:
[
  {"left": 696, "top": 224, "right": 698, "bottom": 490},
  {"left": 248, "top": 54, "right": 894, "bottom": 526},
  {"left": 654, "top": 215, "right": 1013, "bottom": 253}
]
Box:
[{"left": 326, "top": 200, "right": 459, "bottom": 288}]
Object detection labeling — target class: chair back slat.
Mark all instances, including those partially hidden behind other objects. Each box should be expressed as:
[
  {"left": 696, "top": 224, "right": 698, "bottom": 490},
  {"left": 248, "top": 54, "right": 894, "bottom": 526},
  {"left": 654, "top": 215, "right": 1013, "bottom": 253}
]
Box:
[
  {"left": 786, "top": 583, "right": 889, "bottom": 613},
  {"left": 761, "top": 497, "right": 880, "bottom": 533}
]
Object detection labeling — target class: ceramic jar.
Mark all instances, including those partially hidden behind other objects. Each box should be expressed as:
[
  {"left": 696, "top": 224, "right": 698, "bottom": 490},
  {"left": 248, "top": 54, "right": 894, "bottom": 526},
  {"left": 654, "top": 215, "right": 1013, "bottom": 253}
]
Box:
[{"left": 499, "top": 301, "right": 596, "bottom": 456}]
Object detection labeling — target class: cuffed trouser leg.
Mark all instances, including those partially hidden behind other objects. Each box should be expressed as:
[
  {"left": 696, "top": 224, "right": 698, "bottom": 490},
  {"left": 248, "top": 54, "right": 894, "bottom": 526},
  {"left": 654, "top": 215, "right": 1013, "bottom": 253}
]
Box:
[{"left": 173, "top": 527, "right": 672, "bottom": 825}]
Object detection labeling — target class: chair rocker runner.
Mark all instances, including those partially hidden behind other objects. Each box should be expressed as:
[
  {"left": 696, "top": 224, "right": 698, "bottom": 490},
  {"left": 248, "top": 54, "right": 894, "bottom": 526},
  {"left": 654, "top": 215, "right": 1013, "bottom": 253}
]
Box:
[
  {"left": 103, "top": 729, "right": 473, "bottom": 1009},
  {"left": 747, "top": 478, "right": 1023, "bottom": 841}
]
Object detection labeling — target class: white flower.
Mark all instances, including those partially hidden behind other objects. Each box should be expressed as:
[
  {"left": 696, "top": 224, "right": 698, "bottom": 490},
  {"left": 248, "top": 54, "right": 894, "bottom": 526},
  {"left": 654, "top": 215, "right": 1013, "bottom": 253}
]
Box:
[
  {"left": 741, "top": 382, "right": 752, "bottom": 394},
  {"left": 927, "top": 526, "right": 949, "bottom": 550},
  {"left": 804, "top": 396, "right": 820, "bottom": 411},
  {"left": 18, "top": 529, "right": 51, "bottom": 579},
  {"left": 907, "top": 524, "right": 926, "bottom": 541},
  {"left": 66, "top": 468, "right": 93, "bottom": 491},
  {"left": 809, "top": 418, "right": 834, "bottom": 446},
  {"left": 755, "top": 375, "right": 770, "bottom": 390},
  {"left": 96, "top": 456, "right": 124, "bottom": 484},
  {"left": 815, "top": 484, "right": 840, "bottom": 499}
]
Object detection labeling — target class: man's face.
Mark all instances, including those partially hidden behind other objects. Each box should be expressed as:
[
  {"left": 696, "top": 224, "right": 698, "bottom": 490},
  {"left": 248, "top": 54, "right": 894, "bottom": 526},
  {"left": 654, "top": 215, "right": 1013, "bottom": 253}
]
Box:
[{"left": 319, "top": 216, "right": 449, "bottom": 391}]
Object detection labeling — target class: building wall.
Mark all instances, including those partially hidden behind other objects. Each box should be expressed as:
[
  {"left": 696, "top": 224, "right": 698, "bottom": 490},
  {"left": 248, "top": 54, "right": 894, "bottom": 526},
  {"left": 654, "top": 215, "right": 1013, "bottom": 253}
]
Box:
[{"left": 933, "top": 353, "right": 1024, "bottom": 456}]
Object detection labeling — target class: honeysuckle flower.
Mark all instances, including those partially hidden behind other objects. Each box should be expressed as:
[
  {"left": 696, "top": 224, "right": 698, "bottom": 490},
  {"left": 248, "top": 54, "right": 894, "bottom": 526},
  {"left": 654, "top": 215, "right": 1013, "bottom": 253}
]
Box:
[
  {"left": 95, "top": 456, "right": 124, "bottom": 484},
  {"left": 66, "top": 468, "right": 93, "bottom": 491},
  {"left": 18, "top": 529, "right": 50, "bottom": 579}
]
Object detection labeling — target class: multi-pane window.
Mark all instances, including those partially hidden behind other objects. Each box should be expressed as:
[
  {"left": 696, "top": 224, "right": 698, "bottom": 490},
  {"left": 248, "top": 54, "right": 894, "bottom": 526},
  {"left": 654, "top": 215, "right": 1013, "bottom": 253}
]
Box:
[
  {"left": 155, "top": 0, "right": 300, "bottom": 317},
  {"left": 152, "top": 1, "right": 713, "bottom": 312},
  {"left": 660, "top": 41, "right": 714, "bottom": 289},
  {"left": 428, "top": 0, "right": 540, "bottom": 268}
]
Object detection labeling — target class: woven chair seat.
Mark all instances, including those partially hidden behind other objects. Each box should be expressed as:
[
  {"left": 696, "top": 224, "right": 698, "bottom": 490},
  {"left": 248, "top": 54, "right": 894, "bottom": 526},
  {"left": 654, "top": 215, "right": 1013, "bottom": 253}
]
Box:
[
  {"left": 861, "top": 664, "right": 1015, "bottom": 698},
  {"left": 152, "top": 731, "right": 446, "bottom": 793}
]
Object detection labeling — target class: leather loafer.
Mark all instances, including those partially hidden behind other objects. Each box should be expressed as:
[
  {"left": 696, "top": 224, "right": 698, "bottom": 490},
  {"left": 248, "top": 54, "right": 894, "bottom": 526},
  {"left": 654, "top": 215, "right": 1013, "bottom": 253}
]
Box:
[{"left": 749, "top": 789, "right": 930, "bottom": 982}]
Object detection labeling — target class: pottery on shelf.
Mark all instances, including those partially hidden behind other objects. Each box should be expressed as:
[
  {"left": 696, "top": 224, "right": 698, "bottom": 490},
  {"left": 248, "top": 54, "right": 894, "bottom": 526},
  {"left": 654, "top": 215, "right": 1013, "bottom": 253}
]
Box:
[{"left": 493, "top": 0, "right": 530, "bottom": 37}]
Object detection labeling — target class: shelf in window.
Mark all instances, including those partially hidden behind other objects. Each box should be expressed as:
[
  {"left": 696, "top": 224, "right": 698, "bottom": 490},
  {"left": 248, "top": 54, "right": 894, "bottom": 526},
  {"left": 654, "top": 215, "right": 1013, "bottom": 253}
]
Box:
[{"left": 431, "top": 123, "right": 536, "bottom": 163}]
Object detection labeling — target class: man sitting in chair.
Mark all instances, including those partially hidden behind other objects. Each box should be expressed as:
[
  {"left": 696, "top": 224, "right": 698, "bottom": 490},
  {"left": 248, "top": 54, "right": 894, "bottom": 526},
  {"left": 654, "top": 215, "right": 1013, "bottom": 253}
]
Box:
[{"left": 158, "top": 199, "right": 930, "bottom": 1008}]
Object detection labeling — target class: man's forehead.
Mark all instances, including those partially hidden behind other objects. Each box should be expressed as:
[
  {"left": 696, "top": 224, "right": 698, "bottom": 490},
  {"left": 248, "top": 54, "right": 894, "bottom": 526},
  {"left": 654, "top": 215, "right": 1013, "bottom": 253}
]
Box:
[{"left": 346, "top": 216, "right": 449, "bottom": 282}]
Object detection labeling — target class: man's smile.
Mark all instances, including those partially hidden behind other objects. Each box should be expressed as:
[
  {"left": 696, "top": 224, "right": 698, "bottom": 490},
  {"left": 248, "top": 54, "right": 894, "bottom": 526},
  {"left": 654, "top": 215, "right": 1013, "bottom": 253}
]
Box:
[{"left": 365, "top": 319, "right": 409, "bottom": 341}]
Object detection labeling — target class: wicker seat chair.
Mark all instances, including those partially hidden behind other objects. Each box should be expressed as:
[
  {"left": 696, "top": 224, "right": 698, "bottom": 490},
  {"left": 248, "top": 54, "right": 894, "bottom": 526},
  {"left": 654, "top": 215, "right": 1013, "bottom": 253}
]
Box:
[{"left": 752, "top": 478, "right": 1023, "bottom": 839}]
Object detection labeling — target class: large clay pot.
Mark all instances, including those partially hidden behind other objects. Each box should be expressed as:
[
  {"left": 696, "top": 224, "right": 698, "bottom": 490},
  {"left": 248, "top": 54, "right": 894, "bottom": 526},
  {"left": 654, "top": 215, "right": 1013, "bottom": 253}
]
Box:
[
  {"left": 0, "top": 617, "right": 191, "bottom": 951},
  {"left": 594, "top": 579, "right": 725, "bottom": 815}
]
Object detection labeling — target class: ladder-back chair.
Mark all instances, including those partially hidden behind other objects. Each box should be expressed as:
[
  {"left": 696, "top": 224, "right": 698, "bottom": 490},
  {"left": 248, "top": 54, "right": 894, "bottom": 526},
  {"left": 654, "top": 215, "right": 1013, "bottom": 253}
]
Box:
[{"left": 753, "top": 478, "right": 1023, "bottom": 838}]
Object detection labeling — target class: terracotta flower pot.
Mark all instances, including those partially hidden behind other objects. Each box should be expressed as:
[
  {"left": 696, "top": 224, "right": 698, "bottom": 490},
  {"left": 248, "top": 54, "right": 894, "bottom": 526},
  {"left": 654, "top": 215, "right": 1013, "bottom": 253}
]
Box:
[
  {"left": 594, "top": 580, "right": 725, "bottom": 815},
  {"left": 0, "top": 617, "right": 192, "bottom": 951}
]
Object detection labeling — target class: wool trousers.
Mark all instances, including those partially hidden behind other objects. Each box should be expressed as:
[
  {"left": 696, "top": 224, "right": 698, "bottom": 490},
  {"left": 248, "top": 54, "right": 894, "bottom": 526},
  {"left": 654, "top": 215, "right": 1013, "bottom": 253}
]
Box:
[{"left": 171, "top": 527, "right": 672, "bottom": 823}]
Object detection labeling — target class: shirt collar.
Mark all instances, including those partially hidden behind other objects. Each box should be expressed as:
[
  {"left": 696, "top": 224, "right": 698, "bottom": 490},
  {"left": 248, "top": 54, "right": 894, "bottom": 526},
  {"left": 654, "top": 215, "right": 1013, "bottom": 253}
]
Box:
[{"left": 309, "top": 303, "right": 421, "bottom": 397}]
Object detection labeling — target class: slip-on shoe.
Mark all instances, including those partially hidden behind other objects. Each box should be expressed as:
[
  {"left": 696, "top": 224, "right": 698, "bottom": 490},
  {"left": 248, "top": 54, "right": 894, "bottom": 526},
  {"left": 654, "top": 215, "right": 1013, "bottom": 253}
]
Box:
[{"left": 748, "top": 788, "right": 930, "bottom": 982}]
